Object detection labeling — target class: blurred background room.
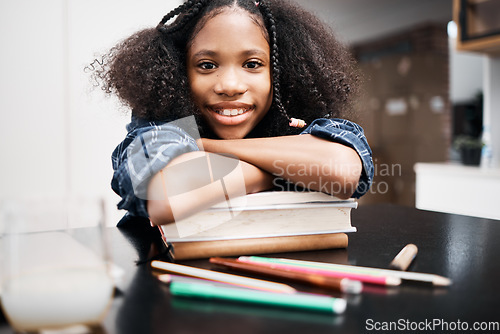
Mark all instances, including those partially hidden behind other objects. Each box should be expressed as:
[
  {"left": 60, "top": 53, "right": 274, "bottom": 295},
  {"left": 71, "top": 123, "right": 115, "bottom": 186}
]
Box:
[{"left": 1, "top": 0, "right": 499, "bottom": 224}]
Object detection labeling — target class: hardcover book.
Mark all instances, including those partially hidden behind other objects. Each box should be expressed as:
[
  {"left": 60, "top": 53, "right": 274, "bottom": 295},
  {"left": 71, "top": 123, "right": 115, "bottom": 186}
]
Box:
[{"left": 159, "top": 191, "right": 357, "bottom": 260}]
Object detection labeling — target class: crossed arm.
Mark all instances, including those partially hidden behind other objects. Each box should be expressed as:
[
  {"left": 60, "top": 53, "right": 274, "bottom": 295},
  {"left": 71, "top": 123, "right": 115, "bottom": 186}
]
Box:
[{"left": 147, "top": 134, "right": 362, "bottom": 225}]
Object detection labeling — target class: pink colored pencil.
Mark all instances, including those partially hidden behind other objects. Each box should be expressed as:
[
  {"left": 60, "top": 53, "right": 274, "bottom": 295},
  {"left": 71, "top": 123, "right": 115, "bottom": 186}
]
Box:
[{"left": 237, "top": 257, "right": 401, "bottom": 286}]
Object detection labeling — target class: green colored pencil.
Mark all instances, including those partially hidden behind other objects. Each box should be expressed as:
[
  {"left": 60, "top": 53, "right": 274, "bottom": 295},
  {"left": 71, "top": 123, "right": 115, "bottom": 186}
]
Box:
[{"left": 169, "top": 281, "right": 346, "bottom": 314}]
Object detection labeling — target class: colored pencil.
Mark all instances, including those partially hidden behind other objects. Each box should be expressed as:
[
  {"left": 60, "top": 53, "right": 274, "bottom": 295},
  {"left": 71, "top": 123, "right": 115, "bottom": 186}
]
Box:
[
  {"left": 169, "top": 281, "right": 347, "bottom": 314},
  {"left": 209, "top": 257, "right": 363, "bottom": 294},
  {"left": 236, "top": 257, "right": 400, "bottom": 286},
  {"left": 389, "top": 244, "right": 418, "bottom": 271},
  {"left": 151, "top": 260, "right": 296, "bottom": 293},
  {"left": 157, "top": 273, "right": 261, "bottom": 290},
  {"left": 240, "top": 256, "right": 451, "bottom": 287}
]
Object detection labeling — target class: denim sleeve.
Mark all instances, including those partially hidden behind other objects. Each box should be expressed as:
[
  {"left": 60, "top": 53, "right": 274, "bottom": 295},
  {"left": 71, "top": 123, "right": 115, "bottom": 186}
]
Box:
[
  {"left": 300, "top": 118, "right": 374, "bottom": 198},
  {"left": 111, "top": 121, "right": 199, "bottom": 219}
]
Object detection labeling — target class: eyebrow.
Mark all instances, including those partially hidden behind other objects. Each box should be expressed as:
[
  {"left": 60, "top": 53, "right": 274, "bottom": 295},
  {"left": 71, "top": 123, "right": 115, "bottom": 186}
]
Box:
[{"left": 191, "top": 49, "right": 269, "bottom": 59}]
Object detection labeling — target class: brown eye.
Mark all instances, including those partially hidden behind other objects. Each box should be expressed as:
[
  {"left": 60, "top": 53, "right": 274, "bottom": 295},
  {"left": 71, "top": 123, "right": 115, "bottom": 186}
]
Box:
[
  {"left": 199, "top": 62, "right": 217, "bottom": 70},
  {"left": 244, "top": 61, "right": 263, "bottom": 69}
]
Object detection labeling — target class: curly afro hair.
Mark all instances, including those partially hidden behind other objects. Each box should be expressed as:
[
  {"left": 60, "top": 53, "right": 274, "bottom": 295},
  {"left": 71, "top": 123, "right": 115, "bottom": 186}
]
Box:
[{"left": 90, "top": 0, "right": 360, "bottom": 138}]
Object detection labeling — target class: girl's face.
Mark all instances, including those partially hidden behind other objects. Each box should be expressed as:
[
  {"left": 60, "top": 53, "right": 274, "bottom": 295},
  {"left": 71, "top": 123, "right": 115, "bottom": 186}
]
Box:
[{"left": 187, "top": 9, "right": 273, "bottom": 139}]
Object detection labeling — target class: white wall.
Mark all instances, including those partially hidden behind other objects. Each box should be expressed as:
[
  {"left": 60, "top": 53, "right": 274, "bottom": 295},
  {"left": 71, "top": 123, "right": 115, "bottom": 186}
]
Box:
[
  {"left": 449, "top": 38, "right": 484, "bottom": 103},
  {"left": 0, "top": 0, "right": 66, "bottom": 198},
  {"left": 483, "top": 57, "right": 500, "bottom": 168},
  {"left": 0, "top": 0, "right": 181, "bottom": 225}
]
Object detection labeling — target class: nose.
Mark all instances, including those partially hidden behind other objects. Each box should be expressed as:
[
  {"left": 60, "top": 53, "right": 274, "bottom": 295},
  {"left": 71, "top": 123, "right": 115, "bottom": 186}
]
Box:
[{"left": 213, "top": 68, "right": 247, "bottom": 97}]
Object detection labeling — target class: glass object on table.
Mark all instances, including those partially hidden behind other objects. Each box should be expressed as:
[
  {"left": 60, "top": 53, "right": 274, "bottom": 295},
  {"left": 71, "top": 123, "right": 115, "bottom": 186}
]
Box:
[{"left": 0, "top": 195, "right": 114, "bottom": 333}]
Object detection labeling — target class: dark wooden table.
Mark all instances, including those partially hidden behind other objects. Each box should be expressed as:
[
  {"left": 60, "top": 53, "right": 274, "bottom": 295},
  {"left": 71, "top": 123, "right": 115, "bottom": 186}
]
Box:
[{"left": 2, "top": 204, "right": 500, "bottom": 333}]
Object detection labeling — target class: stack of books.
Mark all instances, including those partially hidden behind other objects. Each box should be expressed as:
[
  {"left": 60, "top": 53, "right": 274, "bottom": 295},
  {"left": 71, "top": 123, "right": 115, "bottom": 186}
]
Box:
[{"left": 159, "top": 191, "right": 357, "bottom": 260}]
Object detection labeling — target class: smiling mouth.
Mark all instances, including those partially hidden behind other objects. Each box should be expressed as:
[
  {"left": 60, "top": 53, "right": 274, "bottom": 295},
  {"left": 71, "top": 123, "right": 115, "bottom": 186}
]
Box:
[{"left": 212, "top": 108, "right": 252, "bottom": 116}]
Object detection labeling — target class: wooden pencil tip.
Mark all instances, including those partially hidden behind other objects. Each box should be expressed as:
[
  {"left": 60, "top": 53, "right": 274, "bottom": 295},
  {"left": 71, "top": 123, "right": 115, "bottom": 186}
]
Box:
[
  {"left": 157, "top": 274, "right": 172, "bottom": 283},
  {"left": 433, "top": 276, "right": 452, "bottom": 286},
  {"left": 386, "top": 276, "right": 402, "bottom": 286},
  {"left": 340, "top": 279, "right": 363, "bottom": 294}
]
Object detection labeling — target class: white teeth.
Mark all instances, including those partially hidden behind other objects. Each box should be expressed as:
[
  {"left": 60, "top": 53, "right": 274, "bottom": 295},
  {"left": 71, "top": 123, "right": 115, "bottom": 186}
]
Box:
[{"left": 215, "top": 108, "right": 249, "bottom": 116}]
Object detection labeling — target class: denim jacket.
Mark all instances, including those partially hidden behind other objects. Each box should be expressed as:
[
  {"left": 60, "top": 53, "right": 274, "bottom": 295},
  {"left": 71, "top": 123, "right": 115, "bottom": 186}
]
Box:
[{"left": 111, "top": 117, "right": 374, "bottom": 220}]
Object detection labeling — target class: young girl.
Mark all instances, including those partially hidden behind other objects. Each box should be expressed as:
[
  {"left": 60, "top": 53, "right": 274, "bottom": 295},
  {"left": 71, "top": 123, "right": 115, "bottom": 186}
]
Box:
[{"left": 93, "top": 0, "right": 374, "bottom": 226}]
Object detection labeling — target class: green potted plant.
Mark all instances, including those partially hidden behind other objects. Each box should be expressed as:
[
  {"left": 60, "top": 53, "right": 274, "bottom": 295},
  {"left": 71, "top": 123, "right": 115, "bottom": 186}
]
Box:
[{"left": 453, "top": 135, "right": 483, "bottom": 166}]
